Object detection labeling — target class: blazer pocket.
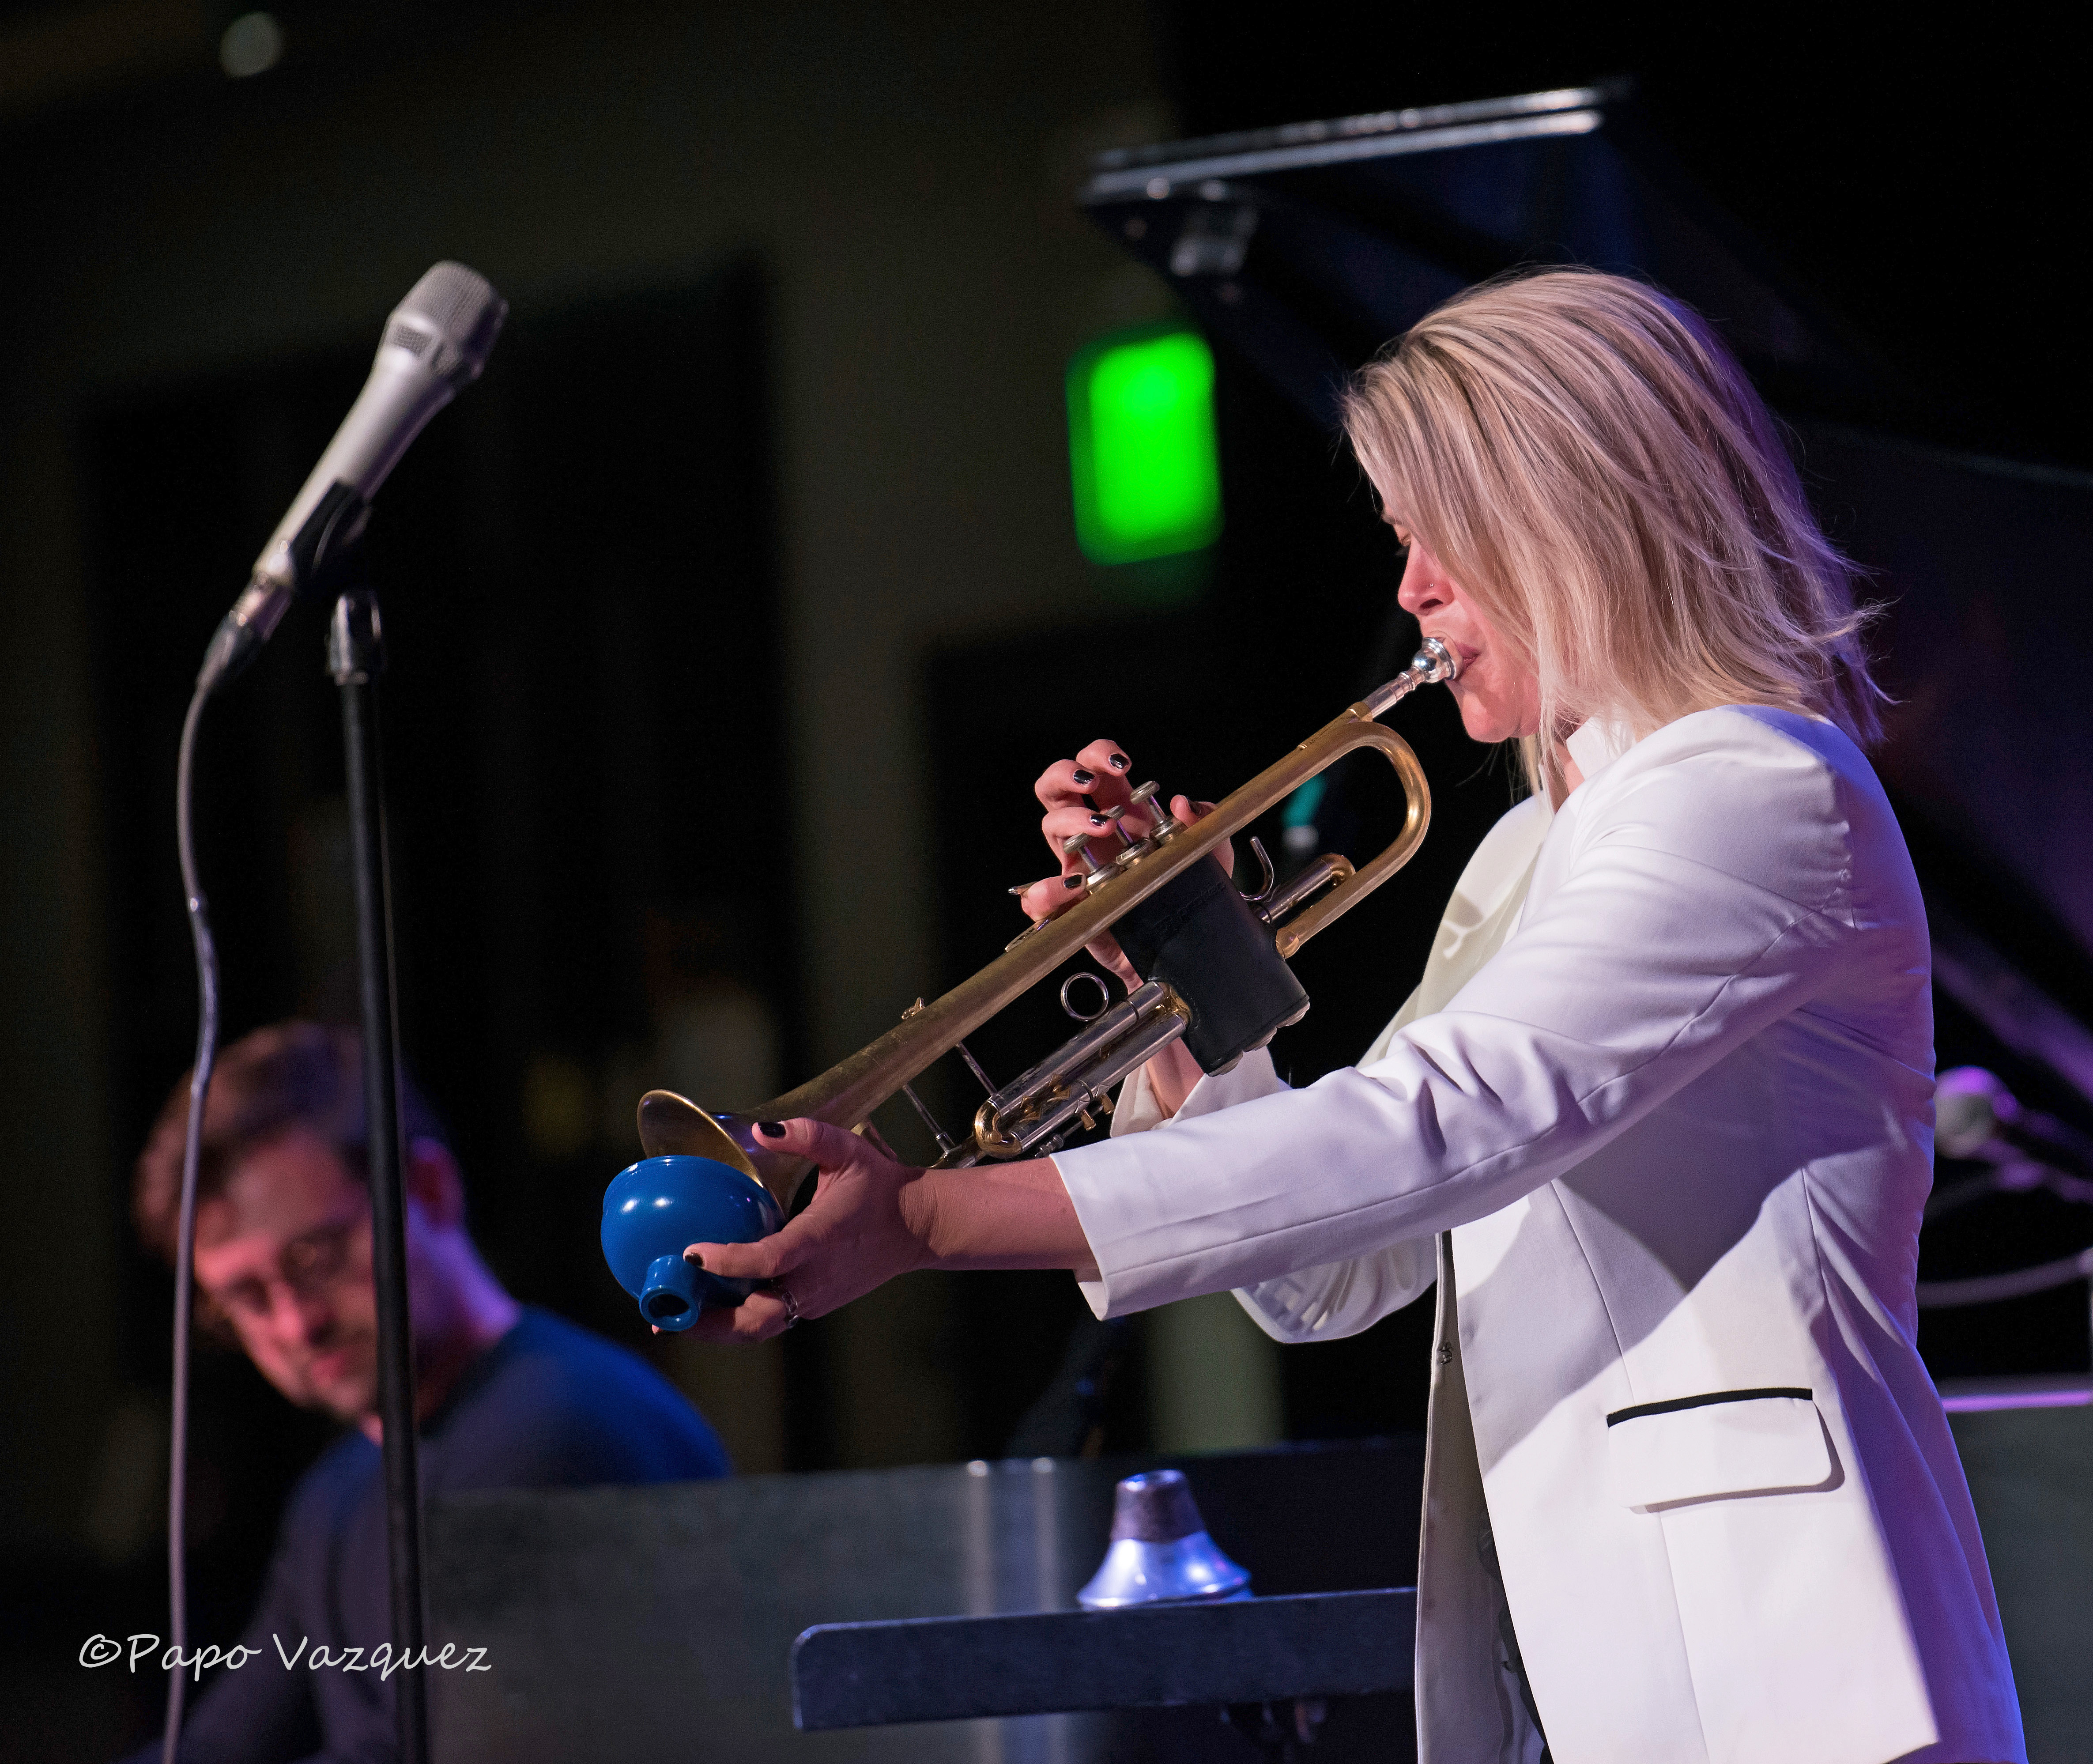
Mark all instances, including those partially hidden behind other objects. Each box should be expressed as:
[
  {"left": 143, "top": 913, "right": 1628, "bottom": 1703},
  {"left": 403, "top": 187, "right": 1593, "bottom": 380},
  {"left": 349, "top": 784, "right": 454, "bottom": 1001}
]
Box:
[{"left": 1605, "top": 1387, "right": 1829, "bottom": 1510}]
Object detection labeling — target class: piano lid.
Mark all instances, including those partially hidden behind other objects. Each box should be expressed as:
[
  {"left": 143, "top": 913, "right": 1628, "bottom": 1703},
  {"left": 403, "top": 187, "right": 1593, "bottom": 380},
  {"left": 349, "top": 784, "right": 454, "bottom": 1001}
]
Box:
[{"left": 1079, "top": 83, "right": 1919, "bottom": 434}]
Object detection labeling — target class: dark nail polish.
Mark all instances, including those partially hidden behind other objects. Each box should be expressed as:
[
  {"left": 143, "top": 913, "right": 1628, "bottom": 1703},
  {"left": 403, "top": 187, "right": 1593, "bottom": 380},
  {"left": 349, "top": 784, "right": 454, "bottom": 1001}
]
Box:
[
  {"left": 683, "top": 1248, "right": 704, "bottom": 1266},
  {"left": 758, "top": 1120, "right": 786, "bottom": 1137},
  {"left": 1072, "top": 768, "right": 1095, "bottom": 786},
  {"left": 1090, "top": 812, "right": 1107, "bottom": 827},
  {"left": 1064, "top": 874, "right": 1084, "bottom": 889},
  {"left": 1109, "top": 752, "right": 1129, "bottom": 770}
]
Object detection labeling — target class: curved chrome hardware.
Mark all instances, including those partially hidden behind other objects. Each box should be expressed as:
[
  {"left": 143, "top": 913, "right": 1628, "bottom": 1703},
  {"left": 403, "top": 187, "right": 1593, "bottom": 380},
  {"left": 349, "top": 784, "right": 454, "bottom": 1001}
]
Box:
[
  {"left": 1060, "top": 971, "right": 1114, "bottom": 1023},
  {"left": 1257, "top": 853, "right": 1355, "bottom": 929},
  {"left": 1241, "top": 835, "right": 1277, "bottom": 907}
]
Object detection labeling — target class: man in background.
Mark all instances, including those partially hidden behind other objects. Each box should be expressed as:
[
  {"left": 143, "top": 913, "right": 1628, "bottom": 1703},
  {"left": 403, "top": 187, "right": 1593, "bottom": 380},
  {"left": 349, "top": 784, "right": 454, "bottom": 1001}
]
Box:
[{"left": 128, "top": 1020, "right": 730, "bottom": 1762}]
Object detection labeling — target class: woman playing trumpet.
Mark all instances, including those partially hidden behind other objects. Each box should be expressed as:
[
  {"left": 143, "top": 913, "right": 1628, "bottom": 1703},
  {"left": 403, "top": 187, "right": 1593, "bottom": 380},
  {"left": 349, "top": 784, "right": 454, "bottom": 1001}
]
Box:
[{"left": 683, "top": 269, "right": 2023, "bottom": 1764}]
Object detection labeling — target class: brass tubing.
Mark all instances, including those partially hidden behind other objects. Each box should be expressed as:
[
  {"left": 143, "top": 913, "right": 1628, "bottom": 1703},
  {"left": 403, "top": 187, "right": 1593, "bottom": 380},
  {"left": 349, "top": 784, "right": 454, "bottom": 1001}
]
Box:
[
  {"left": 1272, "top": 721, "right": 1428, "bottom": 959},
  {"left": 637, "top": 643, "right": 1451, "bottom": 1209}
]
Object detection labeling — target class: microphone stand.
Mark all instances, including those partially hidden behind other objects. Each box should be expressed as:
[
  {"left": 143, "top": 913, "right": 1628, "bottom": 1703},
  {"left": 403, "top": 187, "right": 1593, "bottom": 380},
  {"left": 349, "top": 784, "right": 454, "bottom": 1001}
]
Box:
[{"left": 327, "top": 573, "right": 432, "bottom": 1764}]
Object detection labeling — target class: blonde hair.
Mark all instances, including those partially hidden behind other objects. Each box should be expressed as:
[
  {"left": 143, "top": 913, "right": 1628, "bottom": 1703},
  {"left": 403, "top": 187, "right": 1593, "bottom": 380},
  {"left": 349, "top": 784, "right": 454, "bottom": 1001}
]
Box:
[{"left": 1342, "top": 267, "right": 1883, "bottom": 799}]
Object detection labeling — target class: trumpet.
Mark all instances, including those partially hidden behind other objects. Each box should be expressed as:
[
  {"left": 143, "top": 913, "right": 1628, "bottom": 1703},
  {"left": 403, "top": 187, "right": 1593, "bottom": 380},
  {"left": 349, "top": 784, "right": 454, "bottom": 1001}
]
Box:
[{"left": 635, "top": 638, "right": 1457, "bottom": 1210}]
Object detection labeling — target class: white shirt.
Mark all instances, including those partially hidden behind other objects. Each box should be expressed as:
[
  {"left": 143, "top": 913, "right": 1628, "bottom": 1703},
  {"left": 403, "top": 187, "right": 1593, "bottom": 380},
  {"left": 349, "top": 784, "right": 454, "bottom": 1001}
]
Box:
[{"left": 1054, "top": 706, "right": 2024, "bottom": 1764}]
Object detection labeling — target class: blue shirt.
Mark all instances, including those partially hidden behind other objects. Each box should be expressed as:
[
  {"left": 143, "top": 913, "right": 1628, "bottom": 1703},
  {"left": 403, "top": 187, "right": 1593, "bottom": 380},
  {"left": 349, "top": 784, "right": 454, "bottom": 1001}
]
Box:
[{"left": 144, "top": 1307, "right": 729, "bottom": 1761}]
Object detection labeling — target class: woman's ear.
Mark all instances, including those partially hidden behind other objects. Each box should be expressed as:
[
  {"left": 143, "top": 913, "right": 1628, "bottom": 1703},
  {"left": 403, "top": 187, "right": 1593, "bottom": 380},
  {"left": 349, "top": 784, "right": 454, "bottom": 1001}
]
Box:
[{"left": 404, "top": 1137, "right": 467, "bottom": 1231}]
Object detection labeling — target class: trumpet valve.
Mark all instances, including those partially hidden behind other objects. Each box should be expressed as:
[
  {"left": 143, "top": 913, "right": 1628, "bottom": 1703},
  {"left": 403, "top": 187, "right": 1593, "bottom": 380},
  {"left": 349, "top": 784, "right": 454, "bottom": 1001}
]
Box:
[
  {"left": 1099, "top": 801, "right": 1140, "bottom": 848},
  {"left": 1092, "top": 802, "right": 1147, "bottom": 868},
  {"left": 1061, "top": 830, "right": 1110, "bottom": 881},
  {"left": 1130, "top": 780, "right": 1176, "bottom": 840}
]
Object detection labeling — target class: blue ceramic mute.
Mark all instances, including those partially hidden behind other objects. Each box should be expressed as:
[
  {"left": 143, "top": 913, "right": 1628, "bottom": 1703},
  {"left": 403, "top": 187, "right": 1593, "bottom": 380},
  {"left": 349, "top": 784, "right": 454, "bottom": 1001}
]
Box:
[{"left": 601, "top": 1154, "right": 784, "bottom": 1331}]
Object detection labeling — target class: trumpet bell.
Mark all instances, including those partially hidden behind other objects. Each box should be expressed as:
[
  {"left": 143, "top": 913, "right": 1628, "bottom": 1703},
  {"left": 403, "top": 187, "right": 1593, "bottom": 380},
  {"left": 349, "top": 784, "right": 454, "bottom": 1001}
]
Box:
[
  {"left": 638, "top": 1089, "right": 819, "bottom": 1210},
  {"left": 638, "top": 1089, "right": 760, "bottom": 1177}
]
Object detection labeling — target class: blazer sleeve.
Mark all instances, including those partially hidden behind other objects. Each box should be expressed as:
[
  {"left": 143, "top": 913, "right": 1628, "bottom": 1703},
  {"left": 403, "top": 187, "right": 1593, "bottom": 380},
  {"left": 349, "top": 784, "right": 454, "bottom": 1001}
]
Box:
[
  {"left": 1108, "top": 1046, "right": 1293, "bottom": 1137},
  {"left": 1101, "top": 1020, "right": 1439, "bottom": 1339},
  {"left": 1053, "top": 710, "right": 1863, "bottom": 1318}
]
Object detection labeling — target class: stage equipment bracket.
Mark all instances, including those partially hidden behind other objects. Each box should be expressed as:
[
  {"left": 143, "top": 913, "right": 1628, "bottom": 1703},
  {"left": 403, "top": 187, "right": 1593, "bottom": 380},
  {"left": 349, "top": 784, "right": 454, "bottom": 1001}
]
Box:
[{"left": 790, "top": 1586, "right": 1416, "bottom": 1730}]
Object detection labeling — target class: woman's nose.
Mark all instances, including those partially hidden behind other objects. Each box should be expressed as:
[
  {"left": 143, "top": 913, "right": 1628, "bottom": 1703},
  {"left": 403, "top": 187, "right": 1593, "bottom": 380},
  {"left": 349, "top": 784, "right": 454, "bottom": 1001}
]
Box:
[{"left": 1395, "top": 547, "right": 1446, "bottom": 617}]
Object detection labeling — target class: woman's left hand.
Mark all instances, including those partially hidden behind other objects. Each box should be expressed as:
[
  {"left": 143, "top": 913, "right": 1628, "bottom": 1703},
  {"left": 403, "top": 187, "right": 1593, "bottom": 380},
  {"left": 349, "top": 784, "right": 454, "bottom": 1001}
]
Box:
[
  {"left": 679, "top": 1119, "right": 1096, "bottom": 1341},
  {"left": 679, "top": 1118, "right": 936, "bottom": 1343}
]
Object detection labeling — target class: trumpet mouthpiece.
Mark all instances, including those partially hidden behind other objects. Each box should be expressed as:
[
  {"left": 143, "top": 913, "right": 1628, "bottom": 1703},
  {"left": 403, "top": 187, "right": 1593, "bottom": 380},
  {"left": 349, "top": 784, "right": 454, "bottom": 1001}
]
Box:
[
  {"left": 1414, "top": 635, "right": 1458, "bottom": 681},
  {"left": 1361, "top": 635, "right": 1459, "bottom": 717}
]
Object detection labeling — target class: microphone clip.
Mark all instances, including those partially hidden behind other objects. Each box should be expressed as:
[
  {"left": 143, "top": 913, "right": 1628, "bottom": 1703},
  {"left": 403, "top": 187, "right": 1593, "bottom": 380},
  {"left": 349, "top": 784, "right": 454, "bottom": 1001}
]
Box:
[{"left": 196, "top": 481, "right": 370, "bottom": 692}]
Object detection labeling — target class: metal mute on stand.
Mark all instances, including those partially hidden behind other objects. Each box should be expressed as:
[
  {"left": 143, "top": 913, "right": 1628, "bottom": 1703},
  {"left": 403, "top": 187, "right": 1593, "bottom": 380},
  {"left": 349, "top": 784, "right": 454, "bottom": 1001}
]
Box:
[{"left": 1077, "top": 1469, "right": 1251, "bottom": 1609}]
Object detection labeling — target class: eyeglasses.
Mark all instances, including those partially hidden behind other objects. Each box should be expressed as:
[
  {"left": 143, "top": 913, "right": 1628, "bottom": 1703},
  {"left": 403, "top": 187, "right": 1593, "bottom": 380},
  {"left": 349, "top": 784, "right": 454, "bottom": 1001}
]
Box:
[{"left": 199, "top": 1199, "right": 372, "bottom": 1330}]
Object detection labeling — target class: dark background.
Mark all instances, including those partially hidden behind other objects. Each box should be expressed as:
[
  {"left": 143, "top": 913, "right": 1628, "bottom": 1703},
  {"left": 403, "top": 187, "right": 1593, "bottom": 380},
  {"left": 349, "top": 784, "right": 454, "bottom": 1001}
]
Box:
[{"left": 1, "top": 2, "right": 2087, "bottom": 1755}]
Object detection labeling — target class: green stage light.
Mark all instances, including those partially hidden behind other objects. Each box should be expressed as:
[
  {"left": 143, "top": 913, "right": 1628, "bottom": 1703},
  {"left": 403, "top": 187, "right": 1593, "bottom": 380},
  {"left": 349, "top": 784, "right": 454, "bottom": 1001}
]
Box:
[{"left": 1066, "top": 325, "right": 1222, "bottom": 565}]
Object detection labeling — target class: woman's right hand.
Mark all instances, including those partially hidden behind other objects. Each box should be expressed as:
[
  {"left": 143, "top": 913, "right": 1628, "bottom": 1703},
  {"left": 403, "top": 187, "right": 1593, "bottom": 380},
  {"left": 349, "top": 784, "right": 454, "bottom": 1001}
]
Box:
[{"left": 1011, "top": 738, "right": 1228, "bottom": 1115}]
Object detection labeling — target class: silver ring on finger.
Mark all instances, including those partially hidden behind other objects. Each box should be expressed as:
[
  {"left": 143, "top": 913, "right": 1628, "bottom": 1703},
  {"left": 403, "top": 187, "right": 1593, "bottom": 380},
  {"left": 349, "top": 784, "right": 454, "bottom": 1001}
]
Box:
[{"left": 774, "top": 1284, "right": 801, "bottom": 1331}]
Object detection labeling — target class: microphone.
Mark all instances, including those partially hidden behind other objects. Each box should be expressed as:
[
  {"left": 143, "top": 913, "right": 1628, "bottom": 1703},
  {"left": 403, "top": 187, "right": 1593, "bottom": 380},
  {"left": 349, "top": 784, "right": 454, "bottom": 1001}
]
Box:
[
  {"left": 1935, "top": 1067, "right": 2093, "bottom": 1182},
  {"left": 197, "top": 261, "right": 508, "bottom": 689}
]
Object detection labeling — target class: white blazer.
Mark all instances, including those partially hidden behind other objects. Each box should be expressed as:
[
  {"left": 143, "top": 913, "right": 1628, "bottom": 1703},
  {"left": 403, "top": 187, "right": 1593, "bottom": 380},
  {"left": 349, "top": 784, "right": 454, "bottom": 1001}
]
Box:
[{"left": 1054, "top": 706, "right": 2025, "bottom": 1764}]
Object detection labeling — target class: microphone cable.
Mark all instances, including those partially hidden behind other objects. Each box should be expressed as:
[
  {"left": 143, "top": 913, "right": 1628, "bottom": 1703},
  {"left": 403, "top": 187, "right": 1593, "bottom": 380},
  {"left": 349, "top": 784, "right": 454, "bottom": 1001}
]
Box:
[
  {"left": 150, "top": 261, "right": 503, "bottom": 1761},
  {"left": 162, "top": 674, "right": 225, "bottom": 1764}
]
